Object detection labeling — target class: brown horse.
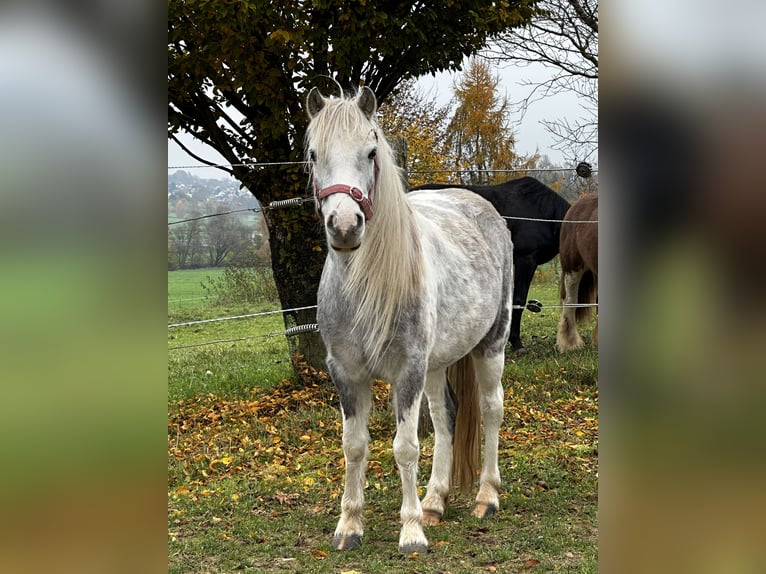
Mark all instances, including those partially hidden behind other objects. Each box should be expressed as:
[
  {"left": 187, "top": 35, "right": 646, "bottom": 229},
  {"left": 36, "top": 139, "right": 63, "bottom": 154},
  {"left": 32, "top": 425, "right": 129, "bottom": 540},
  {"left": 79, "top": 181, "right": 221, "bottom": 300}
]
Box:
[{"left": 556, "top": 193, "right": 598, "bottom": 352}]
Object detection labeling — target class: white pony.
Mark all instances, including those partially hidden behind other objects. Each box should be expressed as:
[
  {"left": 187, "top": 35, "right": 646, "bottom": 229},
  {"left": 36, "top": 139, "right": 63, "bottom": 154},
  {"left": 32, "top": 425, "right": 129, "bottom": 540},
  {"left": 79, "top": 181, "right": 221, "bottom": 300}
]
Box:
[{"left": 306, "top": 86, "right": 514, "bottom": 555}]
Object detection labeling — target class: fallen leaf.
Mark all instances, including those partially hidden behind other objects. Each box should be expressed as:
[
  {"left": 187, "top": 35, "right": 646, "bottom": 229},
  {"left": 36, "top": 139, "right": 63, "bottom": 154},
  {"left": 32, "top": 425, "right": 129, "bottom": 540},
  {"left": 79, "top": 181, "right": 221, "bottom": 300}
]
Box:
[
  {"left": 311, "top": 549, "right": 328, "bottom": 559},
  {"left": 520, "top": 558, "right": 541, "bottom": 570}
]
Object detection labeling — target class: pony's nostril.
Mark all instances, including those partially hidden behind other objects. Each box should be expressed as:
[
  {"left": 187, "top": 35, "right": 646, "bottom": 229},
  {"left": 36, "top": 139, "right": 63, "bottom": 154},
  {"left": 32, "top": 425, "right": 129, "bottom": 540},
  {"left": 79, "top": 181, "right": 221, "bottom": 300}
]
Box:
[{"left": 355, "top": 213, "right": 364, "bottom": 228}]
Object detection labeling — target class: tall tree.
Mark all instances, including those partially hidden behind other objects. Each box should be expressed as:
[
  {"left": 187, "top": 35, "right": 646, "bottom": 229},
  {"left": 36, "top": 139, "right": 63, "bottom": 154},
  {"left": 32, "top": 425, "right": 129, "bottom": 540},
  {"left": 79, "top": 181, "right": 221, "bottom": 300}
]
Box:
[
  {"left": 483, "top": 0, "right": 598, "bottom": 163},
  {"left": 169, "top": 216, "right": 203, "bottom": 269},
  {"left": 445, "top": 59, "right": 533, "bottom": 185},
  {"left": 378, "top": 80, "right": 451, "bottom": 187},
  {"left": 205, "top": 206, "right": 252, "bottom": 267},
  {"left": 168, "top": 0, "right": 538, "bottom": 368}
]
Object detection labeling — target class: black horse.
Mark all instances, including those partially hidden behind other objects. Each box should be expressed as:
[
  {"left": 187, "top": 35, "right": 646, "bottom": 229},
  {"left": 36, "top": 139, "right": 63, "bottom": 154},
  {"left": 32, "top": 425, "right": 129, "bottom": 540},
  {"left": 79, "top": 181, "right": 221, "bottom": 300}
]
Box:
[{"left": 412, "top": 177, "right": 571, "bottom": 349}]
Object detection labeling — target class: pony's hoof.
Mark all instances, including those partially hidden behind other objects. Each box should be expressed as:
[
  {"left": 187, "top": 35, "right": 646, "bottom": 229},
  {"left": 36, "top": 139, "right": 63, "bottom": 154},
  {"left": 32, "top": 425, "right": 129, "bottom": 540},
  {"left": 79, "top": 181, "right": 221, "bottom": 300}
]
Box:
[
  {"left": 332, "top": 533, "right": 362, "bottom": 550},
  {"left": 421, "top": 509, "right": 443, "bottom": 526},
  {"left": 472, "top": 502, "right": 498, "bottom": 519},
  {"left": 399, "top": 542, "right": 428, "bottom": 556}
]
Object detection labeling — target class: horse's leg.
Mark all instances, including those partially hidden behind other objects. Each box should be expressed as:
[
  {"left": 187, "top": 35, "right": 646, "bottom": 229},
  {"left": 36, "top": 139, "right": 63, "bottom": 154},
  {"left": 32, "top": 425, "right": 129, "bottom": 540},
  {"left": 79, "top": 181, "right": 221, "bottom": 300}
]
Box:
[
  {"left": 510, "top": 255, "right": 536, "bottom": 350},
  {"left": 392, "top": 368, "right": 428, "bottom": 555},
  {"left": 471, "top": 351, "right": 505, "bottom": 518},
  {"left": 330, "top": 361, "right": 372, "bottom": 551},
  {"left": 421, "top": 369, "right": 455, "bottom": 525},
  {"left": 556, "top": 268, "right": 585, "bottom": 352}
]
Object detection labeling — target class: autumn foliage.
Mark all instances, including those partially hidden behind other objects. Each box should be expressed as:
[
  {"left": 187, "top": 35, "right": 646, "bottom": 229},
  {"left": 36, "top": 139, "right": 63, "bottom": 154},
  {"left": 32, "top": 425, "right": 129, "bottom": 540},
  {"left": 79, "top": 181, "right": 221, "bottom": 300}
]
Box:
[{"left": 168, "top": 354, "right": 597, "bottom": 503}]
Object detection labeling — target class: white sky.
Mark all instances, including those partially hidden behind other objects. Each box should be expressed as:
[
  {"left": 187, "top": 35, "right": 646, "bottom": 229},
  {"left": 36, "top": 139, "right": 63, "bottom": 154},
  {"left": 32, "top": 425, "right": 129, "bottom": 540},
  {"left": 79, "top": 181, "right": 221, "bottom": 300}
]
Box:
[{"left": 168, "top": 60, "right": 592, "bottom": 181}]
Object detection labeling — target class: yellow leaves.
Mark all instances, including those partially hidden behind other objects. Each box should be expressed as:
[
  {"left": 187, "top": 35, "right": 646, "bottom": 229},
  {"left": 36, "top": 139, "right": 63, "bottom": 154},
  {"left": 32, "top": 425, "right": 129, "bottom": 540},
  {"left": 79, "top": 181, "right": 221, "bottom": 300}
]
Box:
[
  {"left": 208, "top": 455, "right": 233, "bottom": 470},
  {"left": 311, "top": 549, "right": 328, "bottom": 559},
  {"left": 406, "top": 551, "right": 421, "bottom": 559}
]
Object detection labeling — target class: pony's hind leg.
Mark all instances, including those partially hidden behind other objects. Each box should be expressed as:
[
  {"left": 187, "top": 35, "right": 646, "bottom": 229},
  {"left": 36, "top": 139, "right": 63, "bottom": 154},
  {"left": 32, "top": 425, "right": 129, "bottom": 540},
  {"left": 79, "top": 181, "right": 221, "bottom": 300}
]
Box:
[
  {"left": 330, "top": 362, "right": 372, "bottom": 551},
  {"left": 420, "top": 369, "right": 456, "bottom": 525},
  {"left": 471, "top": 351, "right": 505, "bottom": 518},
  {"left": 556, "top": 269, "right": 585, "bottom": 352}
]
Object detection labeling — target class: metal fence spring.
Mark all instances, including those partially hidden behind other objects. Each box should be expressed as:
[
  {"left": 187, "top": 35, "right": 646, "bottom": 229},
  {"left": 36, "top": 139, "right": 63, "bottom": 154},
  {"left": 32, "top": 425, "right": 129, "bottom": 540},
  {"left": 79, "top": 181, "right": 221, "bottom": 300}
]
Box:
[
  {"left": 282, "top": 323, "right": 319, "bottom": 337},
  {"left": 268, "top": 197, "right": 309, "bottom": 209}
]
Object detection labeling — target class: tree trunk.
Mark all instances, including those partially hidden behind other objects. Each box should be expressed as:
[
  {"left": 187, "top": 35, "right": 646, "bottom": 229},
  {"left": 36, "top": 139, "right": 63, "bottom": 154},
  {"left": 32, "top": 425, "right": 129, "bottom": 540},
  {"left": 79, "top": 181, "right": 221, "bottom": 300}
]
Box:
[{"left": 257, "top": 172, "right": 328, "bottom": 371}]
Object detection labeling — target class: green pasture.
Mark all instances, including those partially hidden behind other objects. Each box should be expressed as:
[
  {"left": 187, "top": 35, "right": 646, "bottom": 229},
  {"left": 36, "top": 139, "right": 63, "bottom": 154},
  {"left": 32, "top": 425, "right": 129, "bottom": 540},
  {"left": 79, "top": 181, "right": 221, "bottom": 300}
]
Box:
[
  {"left": 168, "top": 268, "right": 293, "bottom": 400},
  {"left": 168, "top": 261, "right": 598, "bottom": 573},
  {"left": 167, "top": 267, "right": 217, "bottom": 311}
]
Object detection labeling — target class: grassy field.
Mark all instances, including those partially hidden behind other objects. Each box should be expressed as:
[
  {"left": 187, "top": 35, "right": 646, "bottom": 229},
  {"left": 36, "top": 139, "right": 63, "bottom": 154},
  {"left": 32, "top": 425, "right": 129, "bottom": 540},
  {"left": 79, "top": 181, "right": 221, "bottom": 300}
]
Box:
[
  {"left": 168, "top": 268, "right": 217, "bottom": 310},
  {"left": 168, "top": 261, "right": 598, "bottom": 573},
  {"left": 168, "top": 267, "right": 293, "bottom": 401}
]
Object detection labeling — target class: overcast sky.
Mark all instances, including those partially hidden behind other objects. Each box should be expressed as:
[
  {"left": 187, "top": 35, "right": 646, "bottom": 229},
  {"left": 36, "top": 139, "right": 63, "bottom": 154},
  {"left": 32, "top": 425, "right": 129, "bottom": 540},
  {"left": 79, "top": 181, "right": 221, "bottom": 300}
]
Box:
[{"left": 168, "top": 60, "right": 592, "bottom": 181}]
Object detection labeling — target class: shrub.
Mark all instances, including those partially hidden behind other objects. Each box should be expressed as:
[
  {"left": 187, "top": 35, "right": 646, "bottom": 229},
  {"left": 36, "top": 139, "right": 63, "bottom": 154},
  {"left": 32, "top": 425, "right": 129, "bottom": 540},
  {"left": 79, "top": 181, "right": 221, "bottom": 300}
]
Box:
[{"left": 201, "top": 263, "right": 279, "bottom": 306}]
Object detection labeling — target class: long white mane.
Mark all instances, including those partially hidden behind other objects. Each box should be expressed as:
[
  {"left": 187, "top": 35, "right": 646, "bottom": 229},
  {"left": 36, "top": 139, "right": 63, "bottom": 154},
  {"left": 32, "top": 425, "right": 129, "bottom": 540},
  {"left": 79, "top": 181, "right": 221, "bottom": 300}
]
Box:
[{"left": 306, "top": 91, "right": 423, "bottom": 365}]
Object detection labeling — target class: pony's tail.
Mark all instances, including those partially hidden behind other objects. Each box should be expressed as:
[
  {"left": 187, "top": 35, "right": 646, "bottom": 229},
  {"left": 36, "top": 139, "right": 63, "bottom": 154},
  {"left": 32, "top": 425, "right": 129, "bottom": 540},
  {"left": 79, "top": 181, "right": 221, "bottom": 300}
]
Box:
[
  {"left": 448, "top": 354, "right": 481, "bottom": 493},
  {"left": 575, "top": 270, "right": 597, "bottom": 324}
]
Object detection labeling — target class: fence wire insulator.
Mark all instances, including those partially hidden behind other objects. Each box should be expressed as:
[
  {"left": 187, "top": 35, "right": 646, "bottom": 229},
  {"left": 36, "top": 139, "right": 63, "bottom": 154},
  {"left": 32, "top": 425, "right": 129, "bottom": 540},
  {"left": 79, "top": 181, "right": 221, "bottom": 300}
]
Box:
[
  {"left": 268, "top": 197, "right": 308, "bottom": 209},
  {"left": 576, "top": 162, "right": 593, "bottom": 178},
  {"left": 283, "top": 323, "right": 319, "bottom": 337}
]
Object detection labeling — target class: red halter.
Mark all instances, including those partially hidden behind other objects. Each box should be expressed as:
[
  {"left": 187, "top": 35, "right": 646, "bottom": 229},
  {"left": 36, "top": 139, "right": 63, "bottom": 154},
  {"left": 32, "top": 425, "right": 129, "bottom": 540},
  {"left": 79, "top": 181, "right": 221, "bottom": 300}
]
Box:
[{"left": 314, "top": 156, "right": 379, "bottom": 221}]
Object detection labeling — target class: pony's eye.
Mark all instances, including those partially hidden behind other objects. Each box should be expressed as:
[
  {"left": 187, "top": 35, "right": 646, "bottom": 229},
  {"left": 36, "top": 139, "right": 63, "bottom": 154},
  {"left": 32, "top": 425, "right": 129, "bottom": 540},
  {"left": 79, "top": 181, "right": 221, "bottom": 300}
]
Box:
[
  {"left": 309, "top": 150, "right": 316, "bottom": 162},
  {"left": 368, "top": 148, "right": 377, "bottom": 160}
]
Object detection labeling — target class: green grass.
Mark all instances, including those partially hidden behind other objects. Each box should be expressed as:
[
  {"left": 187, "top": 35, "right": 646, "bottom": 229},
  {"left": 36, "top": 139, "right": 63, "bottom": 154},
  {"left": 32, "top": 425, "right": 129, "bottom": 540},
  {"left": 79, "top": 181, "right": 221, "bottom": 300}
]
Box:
[
  {"left": 168, "top": 260, "right": 598, "bottom": 572},
  {"left": 168, "top": 268, "right": 293, "bottom": 401},
  {"left": 167, "top": 267, "right": 220, "bottom": 311}
]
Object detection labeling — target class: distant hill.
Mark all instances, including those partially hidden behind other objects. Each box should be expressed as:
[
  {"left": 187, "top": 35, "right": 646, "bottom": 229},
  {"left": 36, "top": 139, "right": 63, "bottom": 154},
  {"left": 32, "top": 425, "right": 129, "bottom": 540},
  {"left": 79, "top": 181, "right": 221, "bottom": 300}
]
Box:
[{"left": 168, "top": 170, "right": 260, "bottom": 219}]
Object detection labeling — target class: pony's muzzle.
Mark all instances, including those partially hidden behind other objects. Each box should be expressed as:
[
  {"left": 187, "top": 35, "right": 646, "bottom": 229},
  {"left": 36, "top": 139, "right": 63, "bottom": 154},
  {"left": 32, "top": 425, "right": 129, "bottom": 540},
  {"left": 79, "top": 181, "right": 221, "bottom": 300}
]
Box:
[{"left": 326, "top": 210, "right": 364, "bottom": 251}]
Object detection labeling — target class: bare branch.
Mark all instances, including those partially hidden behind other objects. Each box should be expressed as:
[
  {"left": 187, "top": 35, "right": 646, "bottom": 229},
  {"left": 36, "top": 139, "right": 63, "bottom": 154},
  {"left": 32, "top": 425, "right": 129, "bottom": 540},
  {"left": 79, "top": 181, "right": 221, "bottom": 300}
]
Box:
[
  {"left": 169, "top": 133, "right": 235, "bottom": 179},
  {"left": 482, "top": 0, "right": 598, "bottom": 162}
]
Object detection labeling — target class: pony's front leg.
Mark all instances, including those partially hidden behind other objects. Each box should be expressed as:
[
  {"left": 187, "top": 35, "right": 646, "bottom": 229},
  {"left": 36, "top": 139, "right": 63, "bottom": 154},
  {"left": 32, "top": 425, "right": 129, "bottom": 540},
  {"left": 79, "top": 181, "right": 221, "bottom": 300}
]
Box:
[
  {"left": 331, "top": 365, "right": 372, "bottom": 551},
  {"left": 393, "top": 372, "right": 429, "bottom": 555}
]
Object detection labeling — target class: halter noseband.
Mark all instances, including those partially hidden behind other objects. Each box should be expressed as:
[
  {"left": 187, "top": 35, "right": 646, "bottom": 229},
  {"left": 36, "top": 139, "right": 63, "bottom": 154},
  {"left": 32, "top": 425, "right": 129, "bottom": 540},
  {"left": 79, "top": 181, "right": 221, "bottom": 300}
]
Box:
[{"left": 315, "top": 182, "right": 375, "bottom": 221}]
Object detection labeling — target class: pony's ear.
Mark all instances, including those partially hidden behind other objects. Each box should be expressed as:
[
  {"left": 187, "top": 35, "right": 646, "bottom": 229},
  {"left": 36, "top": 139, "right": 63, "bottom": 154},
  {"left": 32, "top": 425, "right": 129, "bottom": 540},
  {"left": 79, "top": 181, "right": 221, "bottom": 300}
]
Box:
[
  {"left": 306, "top": 87, "right": 325, "bottom": 118},
  {"left": 357, "top": 86, "right": 377, "bottom": 119}
]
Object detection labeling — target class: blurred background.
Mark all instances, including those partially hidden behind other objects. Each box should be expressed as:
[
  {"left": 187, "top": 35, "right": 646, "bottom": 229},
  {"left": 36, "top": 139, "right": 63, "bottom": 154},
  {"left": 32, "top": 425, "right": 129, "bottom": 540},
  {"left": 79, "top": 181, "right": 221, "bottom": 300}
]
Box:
[
  {"left": 0, "top": 1, "right": 166, "bottom": 572},
  {"left": 601, "top": 1, "right": 766, "bottom": 572}
]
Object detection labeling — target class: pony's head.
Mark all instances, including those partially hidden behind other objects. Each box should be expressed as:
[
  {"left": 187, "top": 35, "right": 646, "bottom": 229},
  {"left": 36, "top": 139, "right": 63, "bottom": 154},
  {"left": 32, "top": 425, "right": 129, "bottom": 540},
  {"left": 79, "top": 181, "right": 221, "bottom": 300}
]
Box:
[{"left": 305, "top": 86, "right": 380, "bottom": 252}]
